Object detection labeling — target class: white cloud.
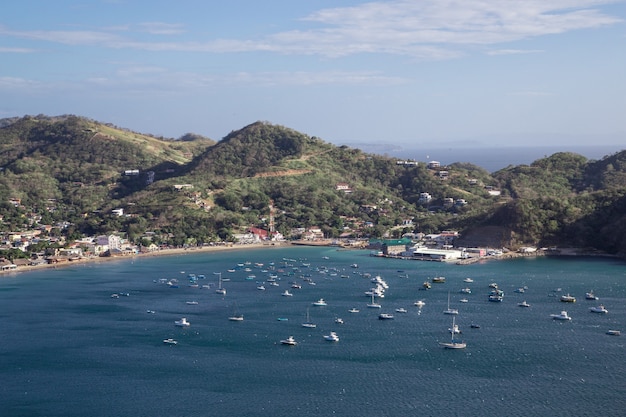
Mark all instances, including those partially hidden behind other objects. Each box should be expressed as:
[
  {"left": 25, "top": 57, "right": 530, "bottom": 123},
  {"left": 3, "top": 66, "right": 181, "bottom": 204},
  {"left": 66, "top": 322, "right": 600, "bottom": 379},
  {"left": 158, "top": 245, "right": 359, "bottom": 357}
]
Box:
[
  {"left": 486, "top": 49, "right": 544, "bottom": 55},
  {"left": 0, "top": 1, "right": 621, "bottom": 59},
  {"left": 0, "top": 46, "right": 35, "bottom": 53}
]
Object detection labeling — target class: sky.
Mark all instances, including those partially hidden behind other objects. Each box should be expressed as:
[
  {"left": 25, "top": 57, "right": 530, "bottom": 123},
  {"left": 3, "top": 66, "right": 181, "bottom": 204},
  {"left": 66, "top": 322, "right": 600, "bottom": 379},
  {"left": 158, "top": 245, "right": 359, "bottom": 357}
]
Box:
[{"left": 1, "top": 0, "right": 625, "bottom": 154}]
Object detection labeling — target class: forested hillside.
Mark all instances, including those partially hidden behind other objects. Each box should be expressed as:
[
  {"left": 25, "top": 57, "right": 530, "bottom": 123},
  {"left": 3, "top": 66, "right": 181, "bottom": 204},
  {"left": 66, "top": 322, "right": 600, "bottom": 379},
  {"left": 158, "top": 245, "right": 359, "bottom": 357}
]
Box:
[{"left": 1, "top": 115, "right": 625, "bottom": 255}]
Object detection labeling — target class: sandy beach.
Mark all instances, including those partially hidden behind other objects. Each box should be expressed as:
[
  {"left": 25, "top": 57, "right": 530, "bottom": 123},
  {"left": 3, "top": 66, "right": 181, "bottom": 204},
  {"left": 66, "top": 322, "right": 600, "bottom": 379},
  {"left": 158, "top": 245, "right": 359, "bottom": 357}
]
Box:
[{"left": 0, "top": 242, "right": 288, "bottom": 276}]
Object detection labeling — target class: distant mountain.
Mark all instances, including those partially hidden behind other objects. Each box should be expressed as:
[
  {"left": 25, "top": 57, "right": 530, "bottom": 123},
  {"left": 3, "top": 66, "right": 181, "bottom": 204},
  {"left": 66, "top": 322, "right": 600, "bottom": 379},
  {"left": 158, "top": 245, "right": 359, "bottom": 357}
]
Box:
[{"left": 0, "top": 115, "right": 625, "bottom": 256}]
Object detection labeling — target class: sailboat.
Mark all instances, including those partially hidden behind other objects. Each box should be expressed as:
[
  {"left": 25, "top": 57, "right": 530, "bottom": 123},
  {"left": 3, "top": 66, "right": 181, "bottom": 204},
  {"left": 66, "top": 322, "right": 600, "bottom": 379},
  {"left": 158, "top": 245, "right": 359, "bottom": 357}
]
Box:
[
  {"left": 301, "top": 307, "right": 316, "bottom": 328},
  {"left": 215, "top": 272, "right": 226, "bottom": 295},
  {"left": 367, "top": 293, "right": 382, "bottom": 309},
  {"left": 443, "top": 291, "right": 458, "bottom": 315},
  {"left": 440, "top": 317, "right": 466, "bottom": 349},
  {"left": 228, "top": 302, "right": 243, "bottom": 321}
]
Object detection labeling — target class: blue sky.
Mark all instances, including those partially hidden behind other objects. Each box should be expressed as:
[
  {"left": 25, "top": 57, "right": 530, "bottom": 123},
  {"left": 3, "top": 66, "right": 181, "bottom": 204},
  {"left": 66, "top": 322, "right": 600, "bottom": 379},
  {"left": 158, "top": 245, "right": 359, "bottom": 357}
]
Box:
[{"left": 1, "top": 0, "right": 625, "bottom": 152}]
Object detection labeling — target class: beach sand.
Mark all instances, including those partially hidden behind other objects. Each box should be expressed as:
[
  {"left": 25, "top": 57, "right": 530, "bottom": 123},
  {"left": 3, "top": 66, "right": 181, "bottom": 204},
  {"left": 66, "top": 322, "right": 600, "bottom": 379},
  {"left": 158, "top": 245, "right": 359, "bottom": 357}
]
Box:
[{"left": 0, "top": 242, "right": 288, "bottom": 276}]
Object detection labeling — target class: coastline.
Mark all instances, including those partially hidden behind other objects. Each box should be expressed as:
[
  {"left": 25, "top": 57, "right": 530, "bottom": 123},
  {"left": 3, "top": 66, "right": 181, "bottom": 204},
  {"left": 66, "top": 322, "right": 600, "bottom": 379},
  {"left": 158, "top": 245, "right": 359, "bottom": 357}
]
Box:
[{"left": 0, "top": 242, "right": 287, "bottom": 277}]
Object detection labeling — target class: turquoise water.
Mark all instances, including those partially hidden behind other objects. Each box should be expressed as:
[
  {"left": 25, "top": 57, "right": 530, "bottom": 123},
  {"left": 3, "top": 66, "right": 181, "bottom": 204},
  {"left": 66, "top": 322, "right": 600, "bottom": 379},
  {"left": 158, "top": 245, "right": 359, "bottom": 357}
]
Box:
[{"left": 1, "top": 247, "right": 625, "bottom": 417}]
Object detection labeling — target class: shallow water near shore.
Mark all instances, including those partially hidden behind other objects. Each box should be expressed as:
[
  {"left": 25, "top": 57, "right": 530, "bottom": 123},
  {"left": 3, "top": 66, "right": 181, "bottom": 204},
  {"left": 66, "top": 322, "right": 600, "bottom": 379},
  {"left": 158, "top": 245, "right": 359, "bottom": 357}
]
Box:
[{"left": 1, "top": 246, "right": 625, "bottom": 417}]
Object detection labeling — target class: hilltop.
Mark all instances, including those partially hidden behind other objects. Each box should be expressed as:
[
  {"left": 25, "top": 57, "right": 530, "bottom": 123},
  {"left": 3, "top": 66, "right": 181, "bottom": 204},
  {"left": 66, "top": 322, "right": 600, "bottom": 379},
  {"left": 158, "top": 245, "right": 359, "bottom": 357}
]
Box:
[{"left": 0, "top": 115, "right": 625, "bottom": 256}]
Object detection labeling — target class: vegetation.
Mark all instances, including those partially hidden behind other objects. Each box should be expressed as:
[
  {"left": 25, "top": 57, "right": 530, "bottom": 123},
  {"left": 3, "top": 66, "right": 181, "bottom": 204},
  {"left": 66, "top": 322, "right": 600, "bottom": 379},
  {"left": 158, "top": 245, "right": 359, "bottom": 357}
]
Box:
[{"left": 1, "top": 115, "right": 625, "bottom": 256}]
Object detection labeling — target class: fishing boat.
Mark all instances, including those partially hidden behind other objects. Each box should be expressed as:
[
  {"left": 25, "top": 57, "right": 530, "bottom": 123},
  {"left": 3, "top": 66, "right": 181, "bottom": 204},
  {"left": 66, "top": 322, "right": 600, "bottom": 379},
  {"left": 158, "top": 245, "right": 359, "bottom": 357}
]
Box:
[
  {"left": 174, "top": 317, "right": 190, "bottom": 327},
  {"left": 590, "top": 305, "right": 608, "bottom": 314},
  {"left": 432, "top": 276, "right": 446, "bottom": 283},
  {"left": 323, "top": 331, "right": 340, "bottom": 342},
  {"left": 585, "top": 291, "right": 598, "bottom": 300},
  {"left": 560, "top": 293, "right": 576, "bottom": 303},
  {"left": 550, "top": 311, "right": 571, "bottom": 321},
  {"left": 280, "top": 336, "right": 297, "bottom": 346},
  {"left": 440, "top": 317, "right": 466, "bottom": 349},
  {"left": 312, "top": 298, "right": 327, "bottom": 306}
]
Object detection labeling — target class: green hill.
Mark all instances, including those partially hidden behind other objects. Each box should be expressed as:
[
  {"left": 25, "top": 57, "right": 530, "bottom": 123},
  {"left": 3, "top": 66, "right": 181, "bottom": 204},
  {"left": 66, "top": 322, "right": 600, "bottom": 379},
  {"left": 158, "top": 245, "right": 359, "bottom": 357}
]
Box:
[{"left": 1, "top": 115, "right": 625, "bottom": 256}]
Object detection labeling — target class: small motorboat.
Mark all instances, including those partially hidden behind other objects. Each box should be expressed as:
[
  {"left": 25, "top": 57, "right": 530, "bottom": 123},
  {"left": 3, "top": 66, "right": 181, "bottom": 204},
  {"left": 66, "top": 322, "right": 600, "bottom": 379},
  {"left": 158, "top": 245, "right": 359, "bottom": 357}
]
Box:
[
  {"left": 280, "top": 336, "right": 297, "bottom": 346},
  {"left": 378, "top": 313, "right": 394, "bottom": 320},
  {"left": 312, "top": 298, "right": 327, "bottom": 306},
  {"left": 550, "top": 311, "right": 571, "bottom": 321},
  {"left": 348, "top": 307, "right": 360, "bottom": 313},
  {"left": 414, "top": 300, "right": 426, "bottom": 308},
  {"left": 163, "top": 338, "right": 178, "bottom": 345},
  {"left": 560, "top": 293, "right": 576, "bottom": 303},
  {"left": 281, "top": 290, "right": 293, "bottom": 297},
  {"left": 459, "top": 298, "right": 469, "bottom": 303},
  {"left": 395, "top": 307, "right": 408, "bottom": 313},
  {"left": 463, "top": 277, "right": 474, "bottom": 283},
  {"left": 323, "top": 331, "right": 340, "bottom": 342},
  {"left": 470, "top": 323, "right": 481, "bottom": 329},
  {"left": 518, "top": 301, "right": 531, "bottom": 308},
  {"left": 174, "top": 317, "right": 190, "bottom": 327},
  {"left": 586, "top": 291, "right": 598, "bottom": 300},
  {"left": 606, "top": 329, "right": 621, "bottom": 336},
  {"left": 335, "top": 317, "right": 344, "bottom": 324},
  {"left": 590, "top": 305, "right": 608, "bottom": 314}
]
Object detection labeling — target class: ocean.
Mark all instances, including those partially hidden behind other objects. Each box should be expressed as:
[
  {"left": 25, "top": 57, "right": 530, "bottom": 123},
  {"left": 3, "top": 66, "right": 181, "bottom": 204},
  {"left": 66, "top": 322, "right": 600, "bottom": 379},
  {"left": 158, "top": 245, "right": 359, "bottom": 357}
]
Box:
[
  {"left": 1, "top": 247, "right": 625, "bottom": 417},
  {"left": 387, "top": 145, "right": 622, "bottom": 172}
]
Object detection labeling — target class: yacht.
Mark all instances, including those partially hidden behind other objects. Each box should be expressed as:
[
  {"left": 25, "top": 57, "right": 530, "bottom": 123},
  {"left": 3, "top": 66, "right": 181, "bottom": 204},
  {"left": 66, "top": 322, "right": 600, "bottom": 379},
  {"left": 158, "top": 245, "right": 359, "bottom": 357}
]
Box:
[
  {"left": 367, "top": 294, "right": 382, "bottom": 309},
  {"left": 280, "top": 336, "right": 298, "bottom": 346},
  {"left": 550, "top": 311, "right": 572, "bottom": 321},
  {"left": 585, "top": 291, "right": 598, "bottom": 300},
  {"left": 440, "top": 317, "right": 466, "bottom": 349},
  {"left": 378, "top": 313, "right": 395, "bottom": 320},
  {"left": 174, "top": 317, "right": 190, "bottom": 327},
  {"left": 432, "top": 276, "right": 446, "bottom": 283},
  {"left": 560, "top": 293, "right": 576, "bottom": 303},
  {"left": 323, "top": 331, "right": 340, "bottom": 342},
  {"left": 590, "top": 305, "right": 608, "bottom": 314},
  {"left": 312, "top": 298, "right": 327, "bottom": 306},
  {"left": 443, "top": 292, "right": 459, "bottom": 315},
  {"left": 518, "top": 300, "right": 531, "bottom": 307},
  {"left": 606, "top": 329, "right": 621, "bottom": 336}
]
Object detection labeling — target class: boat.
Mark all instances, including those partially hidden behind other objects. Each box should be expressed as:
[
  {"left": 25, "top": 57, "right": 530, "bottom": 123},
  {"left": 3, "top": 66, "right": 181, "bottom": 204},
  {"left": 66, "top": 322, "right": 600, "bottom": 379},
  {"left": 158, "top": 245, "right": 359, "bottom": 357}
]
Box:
[
  {"left": 367, "top": 293, "right": 382, "bottom": 309},
  {"left": 323, "top": 331, "right": 340, "bottom": 342},
  {"left": 110, "top": 293, "right": 119, "bottom": 298},
  {"left": 470, "top": 323, "right": 481, "bottom": 329},
  {"left": 550, "top": 311, "right": 571, "bottom": 321},
  {"left": 174, "top": 317, "right": 190, "bottom": 327},
  {"left": 449, "top": 322, "right": 461, "bottom": 334},
  {"left": 280, "top": 336, "right": 297, "bottom": 346},
  {"left": 463, "top": 277, "right": 474, "bottom": 283},
  {"left": 585, "top": 291, "right": 598, "bottom": 300},
  {"left": 186, "top": 301, "right": 198, "bottom": 305},
  {"left": 488, "top": 294, "right": 503, "bottom": 302},
  {"left": 443, "top": 292, "right": 459, "bottom": 315},
  {"left": 590, "top": 305, "right": 608, "bottom": 314},
  {"left": 312, "top": 298, "right": 327, "bottom": 306},
  {"left": 335, "top": 317, "right": 344, "bottom": 324},
  {"left": 518, "top": 300, "right": 531, "bottom": 307},
  {"left": 395, "top": 307, "right": 408, "bottom": 313},
  {"left": 422, "top": 281, "right": 432, "bottom": 290},
  {"left": 440, "top": 317, "right": 466, "bottom": 349},
  {"left": 460, "top": 288, "right": 471, "bottom": 294},
  {"left": 277, "top": 317, "right": 289, "bottom": 322},
  {"left": 414, "top": 300, "right": 426, "bottom": 308},
  {"left": 432, "top": 276, "right": 446, "bottom": 283},
  {"left": 163, "top": 338, "right": 178, "bottom": 345},
  {"left": 146, "top": 310, "right": 156, "bottom": 314},
  {"left": 291, "top": 283, "right": 302, "bottom": 289},
  {"left": 282, "top": 290, "right": 293, "bottom": 297},
  {"left": 301, "top": 308, "right": 316, "bottom": 328},
  {"left": 228, "top": 303, "right": 244, "bottom": 321},
  {"left": 348, "top": 307, "right": 360, "bottom": 313},
  {"left": 378, "top": 313, "right": 394, "bottom": 320},
  {"left": 459, "top": 298, "right": 469, "bottom": 303},
  {"left": 560, "top": 293, "right": 576, "bottom": 303},
  {"left": 351, "top": 263, "right": 359, "bottom": 268},
  {"left": 606, "top": 329, "right": 621, "bottom": 336},
  {"left": 257, "top": 285, "right": 266, "bottom": 290},
  {"left": 215, "top": 272, "right": 226, "bottom": 295}
]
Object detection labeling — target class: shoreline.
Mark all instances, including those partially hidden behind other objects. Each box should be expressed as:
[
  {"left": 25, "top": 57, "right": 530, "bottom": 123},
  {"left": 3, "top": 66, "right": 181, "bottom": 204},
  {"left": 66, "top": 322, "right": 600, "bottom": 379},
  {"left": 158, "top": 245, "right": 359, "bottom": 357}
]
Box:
[{"left": 0, "top": 242, "right": 288, "bottom": 277}]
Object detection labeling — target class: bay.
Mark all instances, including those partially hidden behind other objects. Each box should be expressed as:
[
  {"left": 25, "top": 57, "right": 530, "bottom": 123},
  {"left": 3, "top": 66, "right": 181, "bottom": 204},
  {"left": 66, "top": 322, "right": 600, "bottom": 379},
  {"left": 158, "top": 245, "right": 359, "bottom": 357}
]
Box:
[{"left": 1, "top": 246, "right": 625, "bottom": 417}]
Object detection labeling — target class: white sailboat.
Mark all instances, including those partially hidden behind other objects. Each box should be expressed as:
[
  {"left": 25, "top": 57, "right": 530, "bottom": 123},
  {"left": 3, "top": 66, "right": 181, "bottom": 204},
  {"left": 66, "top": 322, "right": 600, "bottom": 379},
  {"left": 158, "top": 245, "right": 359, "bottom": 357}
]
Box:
[
  {"left": 228, "top": 302, "right": 243, "bottom": 321},
  {"left": 215, "top": 272, "right": 226, "bottom": 295},
  {"left": 367, "top": 293, "right": 382, "bottom": 308},
  {"left": 301, "top": 307, "right": 316, "bottom": 328},
  {"left": 440, "top": 316, "right": 466, "bottom": 349},
  {"left": 443, "top": 292, "right": 458, "bottom": 315}
]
